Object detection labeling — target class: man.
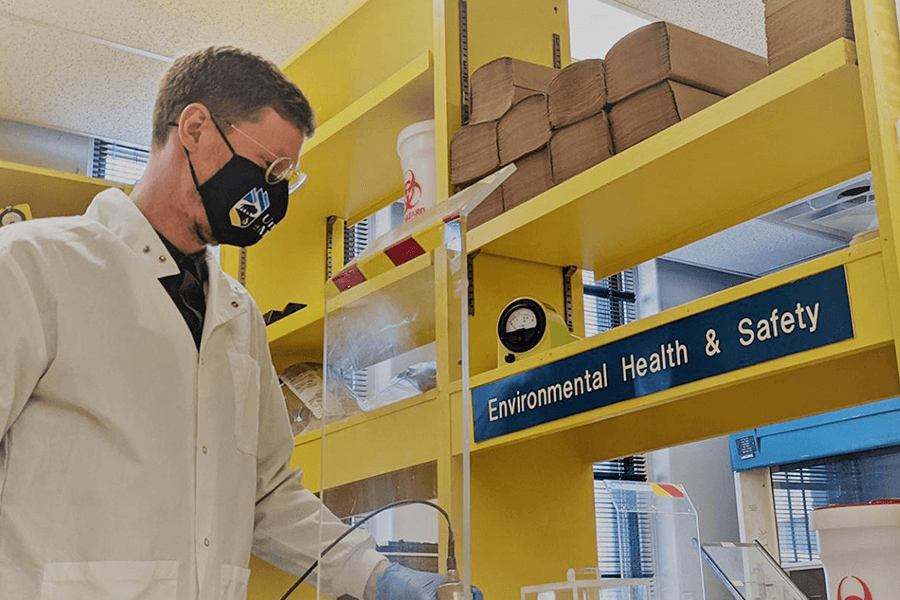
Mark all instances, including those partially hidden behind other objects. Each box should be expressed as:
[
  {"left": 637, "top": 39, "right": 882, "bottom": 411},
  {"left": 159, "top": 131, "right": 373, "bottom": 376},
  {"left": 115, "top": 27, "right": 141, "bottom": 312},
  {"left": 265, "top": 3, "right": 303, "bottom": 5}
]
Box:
[{"left": 0, "top": 46, "right": 455, "bottom": 600}]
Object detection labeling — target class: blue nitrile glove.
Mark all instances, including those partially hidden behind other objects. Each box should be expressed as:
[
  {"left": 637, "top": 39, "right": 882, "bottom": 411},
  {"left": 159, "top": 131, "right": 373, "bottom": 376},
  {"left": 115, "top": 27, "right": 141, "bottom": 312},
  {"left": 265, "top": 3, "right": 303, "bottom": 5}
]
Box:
[{"left": 376, "top": 563, "right": 484, "bottom": 600}]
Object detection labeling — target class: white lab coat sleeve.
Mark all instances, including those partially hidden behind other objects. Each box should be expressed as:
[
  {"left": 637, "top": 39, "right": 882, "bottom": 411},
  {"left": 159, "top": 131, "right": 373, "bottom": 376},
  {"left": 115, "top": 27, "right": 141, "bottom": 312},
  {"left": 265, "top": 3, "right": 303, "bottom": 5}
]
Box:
[
  {"left": 249, "top": 309, "right": 385, "bottom": 599},
  {"left": 0, "top": 231, "right": 54, "bottom": 439}
]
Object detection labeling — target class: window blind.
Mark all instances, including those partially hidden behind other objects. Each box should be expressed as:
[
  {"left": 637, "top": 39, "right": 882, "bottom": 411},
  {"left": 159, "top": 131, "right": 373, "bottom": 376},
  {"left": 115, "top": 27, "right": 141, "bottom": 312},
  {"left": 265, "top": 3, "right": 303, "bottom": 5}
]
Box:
[
  {"left": 583, "top": 269, "right": 636, "bottom": 336},
  {"left": 91, "top": 138, "right": 149, "bottom": 185},
  {"left": 593, "top": 457, "right": 652, "bottom": 578},
  {"left": 772, "top": 460, "right": 862, "bottom": 565}
]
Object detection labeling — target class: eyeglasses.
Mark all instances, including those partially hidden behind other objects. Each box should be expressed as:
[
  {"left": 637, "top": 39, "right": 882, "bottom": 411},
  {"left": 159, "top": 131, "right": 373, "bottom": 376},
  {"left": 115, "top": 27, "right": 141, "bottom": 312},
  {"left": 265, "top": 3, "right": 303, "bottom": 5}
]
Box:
[{"left": 224, "top": 120, "right": 308, "bottom": 194}]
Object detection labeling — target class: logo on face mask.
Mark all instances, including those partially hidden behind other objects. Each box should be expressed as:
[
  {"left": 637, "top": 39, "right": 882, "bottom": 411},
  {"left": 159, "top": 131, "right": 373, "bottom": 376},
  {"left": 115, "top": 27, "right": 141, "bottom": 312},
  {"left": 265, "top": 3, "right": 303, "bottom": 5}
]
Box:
[{"left": 230, "top": 188, "right": 271, "bottom": 228}]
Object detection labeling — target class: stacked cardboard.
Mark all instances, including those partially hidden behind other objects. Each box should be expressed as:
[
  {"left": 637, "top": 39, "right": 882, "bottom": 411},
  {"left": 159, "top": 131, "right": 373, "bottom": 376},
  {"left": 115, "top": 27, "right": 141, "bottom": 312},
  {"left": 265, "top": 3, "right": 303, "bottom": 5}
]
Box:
[
  {"left": 548, "top": 59, "right": 607, "bottom": 129},
  {"left": 468, "top": 187, "right": 504, "bottom": 229},
  {"left": 498, "top": 93, "right": 552, "bottom": 165},
  {"left": 605, "top": 22, "right": 766, "bottom": 151},
  {"left": 609, "top": 81, "right": 721, "bottom": 152},
  {"left": 450, "top": 121, "right": 499, "bottom": 186},
  {"left": 502, "top": 148, "right": 554, "bottom": 210},
  {"left": 765, "top": 0, "right": 854, "bottom": 72},
  {"left": 451, "top": 58, "right": 558, "bottom": 227},
  {"left": 550, "top": 113, "right": 614, "bottom": 184},
  {"left": 449, "top": 22, "right": 768, "bottom": 223},
  {"left": 469, "top": 58, "right": 558, "bottom": 124},
  {"left": 606, "top": 22, "right": 766, "bottom": 103},
  {"left": 546, "top": 58, "right": 612, "bottom": 186}
]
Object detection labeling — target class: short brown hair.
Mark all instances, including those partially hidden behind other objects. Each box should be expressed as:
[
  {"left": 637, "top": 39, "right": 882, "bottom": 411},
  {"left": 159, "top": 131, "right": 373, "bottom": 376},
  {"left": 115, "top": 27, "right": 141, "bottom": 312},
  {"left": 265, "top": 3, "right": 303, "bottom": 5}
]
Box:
[{"left": 151, "top": 46, "right": 315, "bottom": 149}]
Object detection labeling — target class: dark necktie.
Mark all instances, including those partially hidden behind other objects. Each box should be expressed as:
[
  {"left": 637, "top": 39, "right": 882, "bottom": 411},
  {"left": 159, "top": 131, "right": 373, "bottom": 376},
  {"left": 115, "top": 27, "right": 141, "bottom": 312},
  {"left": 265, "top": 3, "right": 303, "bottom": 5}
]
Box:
[{"left": 157, "top": 235, "right": 208, "bottom": 350}]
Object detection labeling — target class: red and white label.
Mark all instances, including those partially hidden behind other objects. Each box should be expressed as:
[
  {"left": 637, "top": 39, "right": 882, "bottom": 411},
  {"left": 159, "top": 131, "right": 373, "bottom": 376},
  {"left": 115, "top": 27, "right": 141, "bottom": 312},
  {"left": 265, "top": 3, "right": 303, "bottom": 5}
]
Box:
[{"left": 404, "top": 170, "right": 426, "bottom": 222}]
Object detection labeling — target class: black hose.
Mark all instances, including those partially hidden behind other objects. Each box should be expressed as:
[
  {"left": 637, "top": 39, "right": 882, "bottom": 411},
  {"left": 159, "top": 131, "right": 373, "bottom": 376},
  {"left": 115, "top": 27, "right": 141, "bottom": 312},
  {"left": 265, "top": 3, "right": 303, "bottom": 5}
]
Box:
[{"left": 279, "top": 499, "right": 456, "bottom": 600}]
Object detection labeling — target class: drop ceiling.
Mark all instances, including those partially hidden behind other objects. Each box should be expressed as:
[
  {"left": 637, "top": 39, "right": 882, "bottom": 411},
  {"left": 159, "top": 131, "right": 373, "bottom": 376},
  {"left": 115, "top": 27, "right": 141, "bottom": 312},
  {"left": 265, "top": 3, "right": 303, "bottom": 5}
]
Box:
[{"left": 0, "top": 0, "right": 359, "bottom": 146}]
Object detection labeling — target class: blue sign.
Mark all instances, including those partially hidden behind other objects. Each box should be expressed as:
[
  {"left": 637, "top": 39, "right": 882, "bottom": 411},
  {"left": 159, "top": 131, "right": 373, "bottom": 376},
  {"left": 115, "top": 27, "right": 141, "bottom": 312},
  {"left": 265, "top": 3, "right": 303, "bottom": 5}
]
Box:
[{"left": 472, "top": 267, "right": 854, "bottom": 443}]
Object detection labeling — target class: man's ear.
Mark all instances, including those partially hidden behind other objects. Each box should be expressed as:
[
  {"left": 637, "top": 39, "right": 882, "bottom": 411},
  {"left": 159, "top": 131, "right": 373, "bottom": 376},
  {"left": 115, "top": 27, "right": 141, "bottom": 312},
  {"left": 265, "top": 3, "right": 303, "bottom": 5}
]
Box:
[{"left": 176, "top": 103, "right": 214, "bottom": 151}]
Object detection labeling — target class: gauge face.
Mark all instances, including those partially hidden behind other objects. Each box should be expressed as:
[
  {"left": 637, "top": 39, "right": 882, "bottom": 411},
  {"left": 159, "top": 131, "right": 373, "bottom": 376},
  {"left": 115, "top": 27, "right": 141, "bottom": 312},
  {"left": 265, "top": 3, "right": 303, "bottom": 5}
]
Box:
[
  {"left": 498, "top": 298, "right": 547, "bottom": 353},
  {"left": 505, "top": 307, "right": 538, "bottom": 333},
  {"left": 0, "top": 208, "right": 26, "bottom": 227}
]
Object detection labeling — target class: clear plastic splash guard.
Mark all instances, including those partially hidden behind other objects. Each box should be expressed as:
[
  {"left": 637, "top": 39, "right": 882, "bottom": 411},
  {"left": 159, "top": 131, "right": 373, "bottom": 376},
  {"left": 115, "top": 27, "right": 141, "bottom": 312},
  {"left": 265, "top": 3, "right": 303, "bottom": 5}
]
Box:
[{"left": 307, "top": 166, "right": 513, "bottom": 600}]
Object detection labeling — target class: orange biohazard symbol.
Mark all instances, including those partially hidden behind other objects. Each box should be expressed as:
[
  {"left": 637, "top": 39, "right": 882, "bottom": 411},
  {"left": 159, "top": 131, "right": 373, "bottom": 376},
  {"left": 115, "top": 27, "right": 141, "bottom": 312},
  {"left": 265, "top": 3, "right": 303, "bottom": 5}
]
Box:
[
  {"left": 838, "top": 576, "right": 873, "bottom": 600},
  {"left": 404, "top": 170, "right": 422, "bottom": 211}
]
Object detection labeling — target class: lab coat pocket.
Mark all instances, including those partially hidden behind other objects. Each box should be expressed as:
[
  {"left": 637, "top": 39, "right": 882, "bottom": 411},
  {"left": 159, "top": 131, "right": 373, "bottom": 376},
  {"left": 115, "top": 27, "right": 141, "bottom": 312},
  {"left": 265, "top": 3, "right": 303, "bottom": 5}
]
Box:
[
  {"left": 220, "top": 564, "right": 251, "bottom": 600},
  {"left": 39, "top": 560, "right": 178, "bottom": 600},
  {"left": 229, "top": 354, "right": 260, "bottom": 456}
]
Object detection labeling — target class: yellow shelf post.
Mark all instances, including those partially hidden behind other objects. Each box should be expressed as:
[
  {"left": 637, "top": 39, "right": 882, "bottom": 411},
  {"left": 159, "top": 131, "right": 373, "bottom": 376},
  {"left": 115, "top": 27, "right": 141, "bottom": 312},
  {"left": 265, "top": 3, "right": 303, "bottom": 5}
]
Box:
[{"left": 852, "top": 0, "right": 900, "bottom": 379}]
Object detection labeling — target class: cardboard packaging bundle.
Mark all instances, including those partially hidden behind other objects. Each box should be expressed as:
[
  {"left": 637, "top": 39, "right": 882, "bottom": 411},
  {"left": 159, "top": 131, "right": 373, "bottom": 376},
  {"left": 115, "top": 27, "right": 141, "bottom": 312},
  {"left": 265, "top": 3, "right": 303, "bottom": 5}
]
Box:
[
  {"left": 605, "top": 22, "right": 767, "bottom": 104},
  {"left": 610, "top": 81, "right": 722, "bottom": 152},
  {"left": 469, "top": 57, "right": 558, "bottom": 124},
  {"left": 498, "top": 93, "right": 552, "bottom": 165},
  {"left": 468, "top": 186, "right": 504, "bottom": 229},
  {"left": 606, "top": 21, "right": 766, "bottom": 152},
  {"left": 451, "top": 58, "right": 556, "bottom": 228},
  {"left": 548, "top": 59, "right": 607, "bottom": 129},
  {"left": 550, "top": 113, "right": 614, "bottom": 183},
  {"left": 450, "top": 121, "right": 499, "bottom": 186},
  {"left": 502, "top": 148, "right": 554, "bottom": 210},
  {"left": 451, "top": 22, "right": 768, "bottom": 225},
  {"left": 765, "top": 0, "right": 854, "bottom": 72}
]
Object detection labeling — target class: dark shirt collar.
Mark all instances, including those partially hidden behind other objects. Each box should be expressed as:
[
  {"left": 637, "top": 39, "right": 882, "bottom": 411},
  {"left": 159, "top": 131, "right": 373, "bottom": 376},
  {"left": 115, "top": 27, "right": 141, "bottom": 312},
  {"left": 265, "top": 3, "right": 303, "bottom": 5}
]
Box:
[{"left": 156, "top": 232, "right": 208, "bottom": 284}]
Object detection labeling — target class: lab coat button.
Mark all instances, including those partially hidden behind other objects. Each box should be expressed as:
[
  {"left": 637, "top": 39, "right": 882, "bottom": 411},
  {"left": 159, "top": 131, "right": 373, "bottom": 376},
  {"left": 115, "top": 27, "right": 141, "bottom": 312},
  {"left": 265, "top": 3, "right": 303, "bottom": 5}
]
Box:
[
  {"left": 142, "top": 245, "right": 150, "bottom": 253},
  {"left": 158, "top": 255, "right": 166, "bottom": 263},
  {"left": 204, "top": 538, "right": 210, "bottom": 547},
  {"left": 202, "top": 446, "right": 208, "bottom": 454},
  {"left": 231, "top": 301, "right": 239, "bottom": 308}
]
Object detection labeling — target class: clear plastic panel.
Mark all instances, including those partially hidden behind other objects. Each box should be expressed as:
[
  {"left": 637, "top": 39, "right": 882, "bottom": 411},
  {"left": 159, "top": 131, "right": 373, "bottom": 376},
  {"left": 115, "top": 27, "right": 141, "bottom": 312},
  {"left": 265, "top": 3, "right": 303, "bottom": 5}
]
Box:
[
  {"left": 521, "top": 569, "right": 651, "bottom": 600},
  {"left": 602, "top": 481, "right": 706, "bottom": 600},
  {"left": 312, "top": 166, "right": 513, "bottom": 600},
  {"left": 700, "top": 541, "right": 810, "bottom": 600}
]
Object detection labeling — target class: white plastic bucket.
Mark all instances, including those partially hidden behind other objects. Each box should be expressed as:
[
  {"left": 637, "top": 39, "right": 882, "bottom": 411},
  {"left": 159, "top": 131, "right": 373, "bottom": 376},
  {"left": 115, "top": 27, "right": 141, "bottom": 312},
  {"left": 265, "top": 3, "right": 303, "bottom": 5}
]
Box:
[
  {"left": 810, "top": 500, "right": 900, "bottom": 600},
  {"left": 397, "top": 120, "right": 436, "bottom": 222}
]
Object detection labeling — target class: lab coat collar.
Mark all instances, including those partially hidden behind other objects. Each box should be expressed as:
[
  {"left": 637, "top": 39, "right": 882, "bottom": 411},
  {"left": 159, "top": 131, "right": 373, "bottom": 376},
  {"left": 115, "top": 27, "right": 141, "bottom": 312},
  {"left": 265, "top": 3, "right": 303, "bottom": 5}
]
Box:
[
  {"left": 85, "top": 188, "right": 181, "bottom": 279},
  {"left": 85, "top": 189, "right": 246, "bottom": 332}
]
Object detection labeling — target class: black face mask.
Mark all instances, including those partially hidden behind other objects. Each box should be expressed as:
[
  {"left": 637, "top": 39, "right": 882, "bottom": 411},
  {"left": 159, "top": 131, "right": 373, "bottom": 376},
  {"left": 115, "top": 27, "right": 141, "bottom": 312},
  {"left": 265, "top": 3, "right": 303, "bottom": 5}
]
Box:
[{"left": 185, "top": 119, "right": 289, "bottom": 247}]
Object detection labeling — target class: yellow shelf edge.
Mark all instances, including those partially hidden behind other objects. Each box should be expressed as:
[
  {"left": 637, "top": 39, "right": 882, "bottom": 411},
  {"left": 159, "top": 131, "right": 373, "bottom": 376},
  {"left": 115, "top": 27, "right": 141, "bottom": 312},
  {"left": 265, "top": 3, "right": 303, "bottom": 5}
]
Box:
[
  {"left": 266, "top": 302, "right": 324, "bottom": 347},
  {"left": 304, "top": 50, "right": 433, "bottom": 155},
  {"left": 466, "top": 239, "right": 891, "bottom": 452},
  {"left": 0, "top": 159, "right": 125, "bottom": 189},
  {"left": 292, "top": 387, "right": 440, "bottom": 448},
  {"left": 327, "top": 250, "right": 434, "bottom": 311},
  {"left": 466, "top": 39, "right": 865, "bottom": 270}
]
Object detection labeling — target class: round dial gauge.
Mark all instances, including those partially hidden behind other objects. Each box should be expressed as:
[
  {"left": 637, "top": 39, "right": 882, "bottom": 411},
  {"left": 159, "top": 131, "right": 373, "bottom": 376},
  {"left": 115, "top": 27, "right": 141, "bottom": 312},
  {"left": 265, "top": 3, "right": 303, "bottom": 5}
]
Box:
[
  {"left": 498, "top": 298, "right": 547, "bottom": 353},
  {"left": 505, "top": 307, "right": 538, "bottom": 333},
  {"left": 0, "top": 207, "right": 26, "bottom": 227}
]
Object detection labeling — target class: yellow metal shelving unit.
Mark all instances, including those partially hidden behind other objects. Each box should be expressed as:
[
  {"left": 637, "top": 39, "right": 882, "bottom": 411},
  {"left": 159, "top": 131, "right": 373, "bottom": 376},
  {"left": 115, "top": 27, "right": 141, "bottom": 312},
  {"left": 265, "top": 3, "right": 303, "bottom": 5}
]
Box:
[
  {"left": 237, "top": 0, "right": 900, "bottom": 598},
  {"left": 0, "top": 159, "right": 129, "bottom": 218}
]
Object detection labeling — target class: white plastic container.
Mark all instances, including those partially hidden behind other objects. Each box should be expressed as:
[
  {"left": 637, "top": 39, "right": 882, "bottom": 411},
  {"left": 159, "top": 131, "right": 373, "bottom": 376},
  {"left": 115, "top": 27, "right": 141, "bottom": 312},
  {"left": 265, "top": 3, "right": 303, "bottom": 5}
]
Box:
[
  {"left": 810, "top": 499, "right": 900, "bottom": 600},
  {"left": 397, "top": 120, "right": 436, "bottom": 222}
]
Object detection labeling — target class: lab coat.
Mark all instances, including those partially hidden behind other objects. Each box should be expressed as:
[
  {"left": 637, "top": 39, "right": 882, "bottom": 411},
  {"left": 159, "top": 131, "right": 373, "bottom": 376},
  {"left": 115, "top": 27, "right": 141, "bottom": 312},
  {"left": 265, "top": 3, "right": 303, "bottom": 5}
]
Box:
[{"left": 0, "top": 189, "right": 384, "bottom": 600}]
